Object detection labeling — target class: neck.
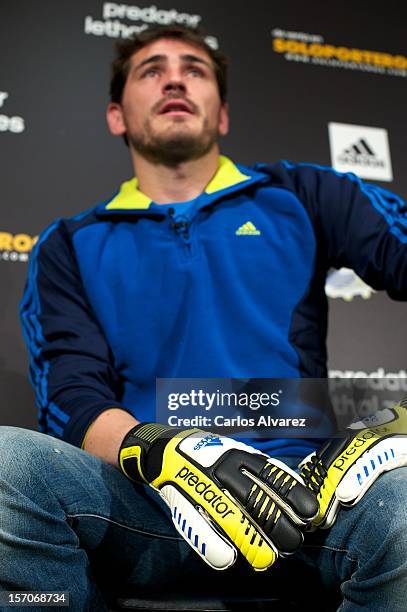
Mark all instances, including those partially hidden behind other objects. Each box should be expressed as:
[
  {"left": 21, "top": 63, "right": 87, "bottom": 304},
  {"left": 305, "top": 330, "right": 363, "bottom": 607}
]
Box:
[{"left": 130, "top": 146, "right": 221, "bottom": 204}]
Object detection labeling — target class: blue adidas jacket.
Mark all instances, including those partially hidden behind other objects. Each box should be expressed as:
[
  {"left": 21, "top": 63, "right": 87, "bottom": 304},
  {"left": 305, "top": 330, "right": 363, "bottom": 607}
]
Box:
[{"left": 20, "top": 157, "right": 407, "bottom": 457}]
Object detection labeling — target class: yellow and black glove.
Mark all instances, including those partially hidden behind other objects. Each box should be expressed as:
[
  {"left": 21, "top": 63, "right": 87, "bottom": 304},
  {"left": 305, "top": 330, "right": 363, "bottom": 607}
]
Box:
[
  {"left": 119, "top": 423, "right": 318, "bottom": 571},
  {"left": 300, "top": 396, "right": 407, "bottom": 529}
]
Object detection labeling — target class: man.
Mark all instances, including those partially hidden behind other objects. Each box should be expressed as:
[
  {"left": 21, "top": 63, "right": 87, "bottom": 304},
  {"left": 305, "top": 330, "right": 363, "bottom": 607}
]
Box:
[{"left": 1, "top": 25, "right": 405, "bottom": 610}]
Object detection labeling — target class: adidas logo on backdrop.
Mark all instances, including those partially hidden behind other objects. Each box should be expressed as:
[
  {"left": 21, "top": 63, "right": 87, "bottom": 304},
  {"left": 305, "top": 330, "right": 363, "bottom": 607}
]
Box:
[
  {"left": 328, "top": 122, "right": 393, "bottom": 182},
  {"left": 338, "top": 138, "right": 384, "bottom": 167}
]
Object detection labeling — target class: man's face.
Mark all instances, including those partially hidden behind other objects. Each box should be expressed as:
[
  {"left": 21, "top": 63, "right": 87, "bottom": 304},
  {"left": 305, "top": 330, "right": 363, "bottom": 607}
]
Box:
[{"left": 107, "top": 38, "right": 229, "bottom": 165}]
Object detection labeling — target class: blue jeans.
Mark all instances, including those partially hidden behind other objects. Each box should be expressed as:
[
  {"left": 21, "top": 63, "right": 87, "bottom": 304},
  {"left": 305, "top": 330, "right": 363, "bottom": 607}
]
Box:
[{"left": 0, "top": 426, "right": 406, "bottom": 611}]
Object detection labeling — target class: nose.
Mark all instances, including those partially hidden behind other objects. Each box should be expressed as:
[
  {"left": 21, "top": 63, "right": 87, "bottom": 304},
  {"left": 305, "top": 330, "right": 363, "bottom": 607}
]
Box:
[{"left": 163, "top": 79, "right": 186, "bottom": 96}]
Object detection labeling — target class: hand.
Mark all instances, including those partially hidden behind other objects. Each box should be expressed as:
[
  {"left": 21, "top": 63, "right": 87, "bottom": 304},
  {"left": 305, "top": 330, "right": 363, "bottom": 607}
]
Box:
[
  {"left": 119, "top": 424, "right": 318, "bottom": 571},
  {"left": 299, "top": 396, "right": 407, "bottom": 529}
]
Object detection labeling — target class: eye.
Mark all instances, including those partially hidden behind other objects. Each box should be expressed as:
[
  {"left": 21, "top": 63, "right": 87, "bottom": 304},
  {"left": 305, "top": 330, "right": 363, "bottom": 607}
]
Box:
[
  {"left": 142, "top": 67, "right": 160, "bottom": 78},
  {"left": 187, "top": 67, "right": 204, "bottom": 77}
]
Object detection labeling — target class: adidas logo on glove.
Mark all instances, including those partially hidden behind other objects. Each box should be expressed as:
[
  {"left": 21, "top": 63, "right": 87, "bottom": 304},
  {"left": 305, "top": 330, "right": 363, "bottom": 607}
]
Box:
[{"left": 193, "top": 434, "right": 223, "bottom": 451}]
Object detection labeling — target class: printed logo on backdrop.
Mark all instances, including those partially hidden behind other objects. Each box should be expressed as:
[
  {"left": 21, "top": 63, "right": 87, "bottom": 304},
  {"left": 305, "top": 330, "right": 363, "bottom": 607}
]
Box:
[
  {"left": 0, "top": 232, "right": 38, "bottom": 263},
  {"left": 328, "top": 369, "right": 407, "bottom": 424},
  {"left": 271, "top": 29, "right": 407, "bottom": 79},
  {"left": 84, "top": 2, "right": 218, "bottom": 48},
  {"left": 328, "top": 123, "right": 393, "bottom": 182},
  {"left": 325, "top": 267, "right": 375, "bottom": 301},
  {"left": 0, "top": 91, "right": 25, "bottom": 134}
]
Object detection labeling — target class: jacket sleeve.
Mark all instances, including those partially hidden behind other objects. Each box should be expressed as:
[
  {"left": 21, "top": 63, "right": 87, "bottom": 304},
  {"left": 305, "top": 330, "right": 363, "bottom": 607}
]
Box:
[
  {"left": 20, "top": 220, "right": 128, "bottom": 448},
  {"left": 276, "top": 161, "right": 407, "bottom": 300}
]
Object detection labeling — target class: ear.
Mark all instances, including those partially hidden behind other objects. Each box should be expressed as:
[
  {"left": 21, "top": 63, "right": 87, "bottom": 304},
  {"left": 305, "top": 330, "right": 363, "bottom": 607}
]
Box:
[
  {"left": 218, "top": 102, "right": 229, "bottom": 136},
  {"left": 106, "top": 102, "right": 127, "bottom": 136}
]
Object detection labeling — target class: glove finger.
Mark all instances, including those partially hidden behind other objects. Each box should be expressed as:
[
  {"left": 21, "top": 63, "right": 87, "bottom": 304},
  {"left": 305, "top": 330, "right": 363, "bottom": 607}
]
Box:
[
  {"left": 217, "top": 453, "right": 314, "bottom": 555},
  {"left": 161, "top": 482, "right": 280, "bottom": 571},
  {"left": 336, "top": 437, "right": 407, "bottom": 505},
  {"left": 241, "top": 475, "right": 307, "bottom": 553},
  {"left": 252, "top": 497, "right": 305, "bottom": 554},
  {"left": 222, "top": 486, "right": 299, "bottom": 563},
  {"left": 159, "top": 484, "right": 237, "bottom": 570},
  {"left": 257, "top": 457, "right": 319, "bottom": 523},
  {"left": 216, "top": 451, "right": 318, "bottom": 524}
]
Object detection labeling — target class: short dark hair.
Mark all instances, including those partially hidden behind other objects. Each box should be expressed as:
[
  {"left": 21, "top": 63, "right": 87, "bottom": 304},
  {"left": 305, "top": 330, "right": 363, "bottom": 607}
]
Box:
[{"left": 110, "top": 25, "right": 228, "bottom": 104}]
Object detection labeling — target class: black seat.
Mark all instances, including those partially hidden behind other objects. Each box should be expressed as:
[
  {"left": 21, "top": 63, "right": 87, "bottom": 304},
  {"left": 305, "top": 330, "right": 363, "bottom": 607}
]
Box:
[{"left": 110, "top": 591, "right": 299, "bottom": 611}]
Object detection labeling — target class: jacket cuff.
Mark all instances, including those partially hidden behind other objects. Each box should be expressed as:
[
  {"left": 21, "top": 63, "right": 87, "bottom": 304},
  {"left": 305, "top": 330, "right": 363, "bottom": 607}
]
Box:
[{"left": 61, "top": 399, "right": 130, "bottom": 448}]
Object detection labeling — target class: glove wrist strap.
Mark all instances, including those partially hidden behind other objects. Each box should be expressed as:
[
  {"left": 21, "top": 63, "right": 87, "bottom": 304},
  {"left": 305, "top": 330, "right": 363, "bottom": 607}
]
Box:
[{"left": 118, "top": 422, "right": 175, "bottom": 482}]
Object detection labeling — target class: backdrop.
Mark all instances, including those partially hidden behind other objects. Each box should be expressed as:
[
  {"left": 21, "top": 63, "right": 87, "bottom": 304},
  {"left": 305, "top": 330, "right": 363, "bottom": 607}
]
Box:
[{"left": 1, "top": 0, "right": 406, "bottom": 429}]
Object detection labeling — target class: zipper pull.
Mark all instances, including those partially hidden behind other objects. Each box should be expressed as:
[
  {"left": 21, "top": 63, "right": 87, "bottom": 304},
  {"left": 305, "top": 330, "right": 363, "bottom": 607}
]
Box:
[{"left": 169, "top": 208, "right": 190, "bottom": 238}]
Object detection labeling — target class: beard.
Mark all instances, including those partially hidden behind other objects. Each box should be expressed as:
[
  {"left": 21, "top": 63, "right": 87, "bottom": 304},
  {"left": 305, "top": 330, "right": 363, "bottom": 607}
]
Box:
[{"left": 127, "top": 113, "right": 220, "bottom": 167}]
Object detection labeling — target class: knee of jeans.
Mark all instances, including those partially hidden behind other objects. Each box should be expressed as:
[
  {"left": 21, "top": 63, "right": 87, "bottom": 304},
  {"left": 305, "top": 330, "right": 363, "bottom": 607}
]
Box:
[
  {"left": 360, "top": 467, "right": 407, "bottom": 555},
  {"left": 368, "top": 467, "right": 407, "bottom": 513},
  {"left": 0, "top": 426, "right": 49, "bottom": 488}
]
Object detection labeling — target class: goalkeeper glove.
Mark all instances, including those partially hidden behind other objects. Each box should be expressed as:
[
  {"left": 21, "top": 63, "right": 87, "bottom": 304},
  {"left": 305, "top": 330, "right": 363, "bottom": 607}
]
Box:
[
  {"left": 299, "top": 396, "right": 407, "bottom": 529},
  {"left": 119, "top": 423, "right": 318, "bottom": 571}
]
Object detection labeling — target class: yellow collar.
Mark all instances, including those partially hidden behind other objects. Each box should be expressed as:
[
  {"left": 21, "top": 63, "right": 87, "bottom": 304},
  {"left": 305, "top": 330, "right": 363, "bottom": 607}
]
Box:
[{"left": 105, "top": 156, "right": 251, "bottom": 211}]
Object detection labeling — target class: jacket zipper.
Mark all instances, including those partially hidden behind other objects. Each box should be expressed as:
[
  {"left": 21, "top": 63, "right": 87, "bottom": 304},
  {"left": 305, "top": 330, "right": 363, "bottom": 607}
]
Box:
[{"left": 168, "top": 208, "right": 193, "bottom": 257}]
